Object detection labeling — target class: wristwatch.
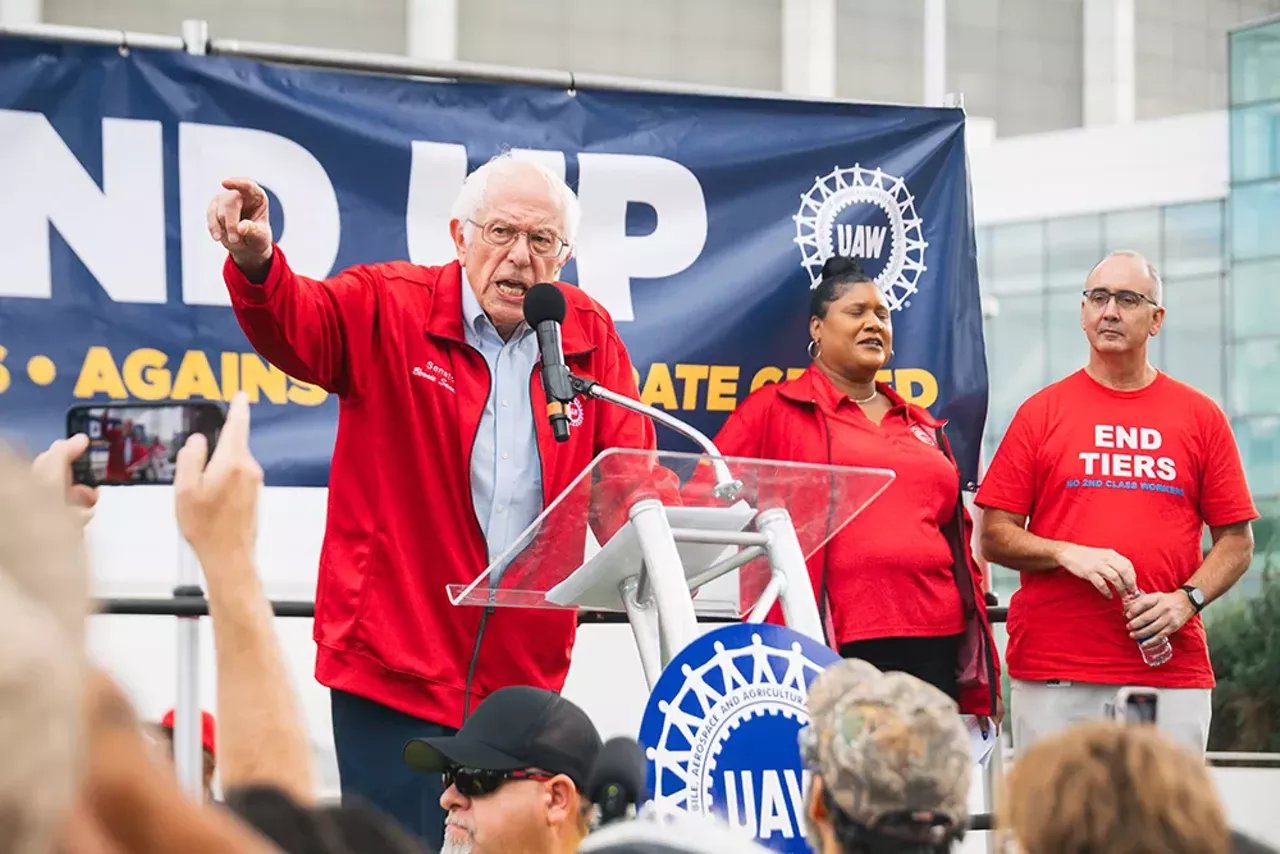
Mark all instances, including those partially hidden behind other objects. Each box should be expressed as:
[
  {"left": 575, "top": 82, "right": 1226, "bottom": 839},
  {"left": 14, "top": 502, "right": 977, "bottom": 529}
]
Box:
[{"left": 1180, "top": 585, "right": 1207, "bottom": 613}]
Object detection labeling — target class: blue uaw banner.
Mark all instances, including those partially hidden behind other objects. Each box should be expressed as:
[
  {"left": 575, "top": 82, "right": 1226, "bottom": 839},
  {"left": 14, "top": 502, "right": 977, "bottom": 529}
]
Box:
[{"left": 0, "top": 37, "right": 987, "bottom": 484}]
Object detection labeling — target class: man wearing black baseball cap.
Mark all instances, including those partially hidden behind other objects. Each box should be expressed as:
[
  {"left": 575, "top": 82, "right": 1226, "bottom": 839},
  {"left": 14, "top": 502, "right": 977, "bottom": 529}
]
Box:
[{"left": 403, "top": 686, "right": 602, "bottom": 854}]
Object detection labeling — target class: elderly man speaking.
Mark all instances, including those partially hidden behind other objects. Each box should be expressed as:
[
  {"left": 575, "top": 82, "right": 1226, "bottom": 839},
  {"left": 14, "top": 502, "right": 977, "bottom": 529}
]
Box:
[{"left": 207, "top": 152, "right": 657, "bottom": 843}]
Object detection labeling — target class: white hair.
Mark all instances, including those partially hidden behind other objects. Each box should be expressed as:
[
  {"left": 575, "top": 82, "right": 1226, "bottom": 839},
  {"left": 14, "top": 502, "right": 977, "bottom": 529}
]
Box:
[
  {"left": 450, "top": 150, "right": 581, "bottom": 247},
  {"left": 1088, "top": 249, "right": 1164, "bottom": 306}
]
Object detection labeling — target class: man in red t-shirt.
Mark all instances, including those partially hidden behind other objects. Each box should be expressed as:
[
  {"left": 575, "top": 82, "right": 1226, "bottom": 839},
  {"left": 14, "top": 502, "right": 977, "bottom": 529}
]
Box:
[{"left": 976, "top": 251, "right": 1257, "bottom": 755}]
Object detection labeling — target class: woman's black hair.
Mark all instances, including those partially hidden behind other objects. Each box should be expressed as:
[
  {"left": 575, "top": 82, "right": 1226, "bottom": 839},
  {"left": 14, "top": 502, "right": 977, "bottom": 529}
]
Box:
[{"left": 810, "top": 256, "right": 875, "bottom": 320}]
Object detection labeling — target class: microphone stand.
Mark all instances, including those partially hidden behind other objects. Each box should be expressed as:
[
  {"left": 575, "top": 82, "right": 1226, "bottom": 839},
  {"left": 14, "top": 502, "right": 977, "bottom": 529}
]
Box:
[{"left": 568, "top": 373, "right": 742, "bottom": 502}]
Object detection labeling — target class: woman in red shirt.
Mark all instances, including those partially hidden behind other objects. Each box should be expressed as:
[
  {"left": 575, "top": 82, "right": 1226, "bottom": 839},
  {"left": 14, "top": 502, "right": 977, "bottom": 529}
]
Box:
[{"left": 710, "top": 257, "right": 1000, "bottom": 718}]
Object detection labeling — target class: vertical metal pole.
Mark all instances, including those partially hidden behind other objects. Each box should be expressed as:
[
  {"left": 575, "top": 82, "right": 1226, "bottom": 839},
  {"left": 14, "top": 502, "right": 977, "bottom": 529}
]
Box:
[
  {"left": 174, "top": 22, "right": 211, "bottom": 803},
  {"left": 754, "top": 508, "right": 824, "bottom": 642},
  {"left": 628, "top": 499, "right": 698, "bottom": 665},
  {"left": 619, "top": 577, "right": 664, "bottom": 689},
  {"left": 745, "top": 572, "right": 785, "bottom": 624},
  {"left": 984, "top": 732, "right": 1006, "bottom": 854},
  {"left": 173, "top": 561, "right": 205, "bottom": 801}
]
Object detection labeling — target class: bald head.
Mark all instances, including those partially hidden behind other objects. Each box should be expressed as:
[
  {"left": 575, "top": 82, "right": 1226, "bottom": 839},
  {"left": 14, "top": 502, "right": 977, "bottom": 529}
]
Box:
[{"left": 1087, "top": 250, "right": 1163, "bottom": 307}]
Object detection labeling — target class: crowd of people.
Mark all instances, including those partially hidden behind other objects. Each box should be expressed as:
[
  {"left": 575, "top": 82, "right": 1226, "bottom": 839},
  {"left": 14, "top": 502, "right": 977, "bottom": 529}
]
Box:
[{"left": 1, "top": 411, "right": 1272, "bottom": 852}]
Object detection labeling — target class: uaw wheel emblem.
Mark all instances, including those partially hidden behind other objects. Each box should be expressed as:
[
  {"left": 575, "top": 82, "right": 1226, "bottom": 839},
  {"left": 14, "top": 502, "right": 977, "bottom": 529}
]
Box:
[
  {"left": 793, "top": 164, "right": 928, "bottom": 313},
  {"left": 637, "top": 624, "right": 841, "bottom": 853},
  {"left": 567, "top": 397, "right": 585, "bottom": 428}
]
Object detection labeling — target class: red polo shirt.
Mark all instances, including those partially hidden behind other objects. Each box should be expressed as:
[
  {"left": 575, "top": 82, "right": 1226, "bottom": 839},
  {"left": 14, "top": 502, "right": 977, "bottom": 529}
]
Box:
[{"left": 710, "top": 365, "right": 966, "bottom": 644}]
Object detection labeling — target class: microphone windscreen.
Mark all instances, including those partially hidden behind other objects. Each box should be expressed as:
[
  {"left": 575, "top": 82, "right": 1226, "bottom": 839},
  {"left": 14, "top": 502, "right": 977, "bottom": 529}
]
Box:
[
  {"left": 587, "top": 736, "right": 648, "bottom": 805},
  {"left": 523, "top": 283, "right": 566, "bottom": 327}
]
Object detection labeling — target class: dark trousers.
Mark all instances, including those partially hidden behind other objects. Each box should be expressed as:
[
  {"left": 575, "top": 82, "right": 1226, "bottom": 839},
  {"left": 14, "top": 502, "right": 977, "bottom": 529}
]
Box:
[
  {"left": 839, "top": 634, "right": 962, "bottom": 701},
  {"left": 330, "top": 689, "right": 456, "bottom": 848}
]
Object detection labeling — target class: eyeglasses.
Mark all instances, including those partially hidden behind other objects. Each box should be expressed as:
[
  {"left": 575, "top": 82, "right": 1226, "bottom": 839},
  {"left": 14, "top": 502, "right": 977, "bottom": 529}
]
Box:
[
  {"left": 468, "top": 219, "right": 569, "bottom": 259},
  {"left": 443, "top": 766, "right": 555, "bottom": 797},
  {"left": 1082, "top": 288, "right": 1159, "bottom": 311}
]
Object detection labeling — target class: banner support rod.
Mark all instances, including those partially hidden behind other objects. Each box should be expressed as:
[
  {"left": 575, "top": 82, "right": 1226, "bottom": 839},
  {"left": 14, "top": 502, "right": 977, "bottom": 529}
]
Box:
[
  {"left": 0, "top": 19, "right": 934, "bottom": 108},
  {"left": 0, "top": 20, "right": 182, "bottom": 49}
]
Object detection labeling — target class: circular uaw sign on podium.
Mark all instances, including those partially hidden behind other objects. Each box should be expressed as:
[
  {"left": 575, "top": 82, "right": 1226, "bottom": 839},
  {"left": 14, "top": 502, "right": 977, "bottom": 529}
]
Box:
[{"left": 637, "top": 623, "right": 841, "bottom": 853}]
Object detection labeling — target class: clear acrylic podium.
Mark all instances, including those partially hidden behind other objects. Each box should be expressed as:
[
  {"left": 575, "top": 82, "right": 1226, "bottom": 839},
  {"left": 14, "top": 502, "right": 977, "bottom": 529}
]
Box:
[{"left": 447, "top": 449, "right": 895, "bottom": 688}]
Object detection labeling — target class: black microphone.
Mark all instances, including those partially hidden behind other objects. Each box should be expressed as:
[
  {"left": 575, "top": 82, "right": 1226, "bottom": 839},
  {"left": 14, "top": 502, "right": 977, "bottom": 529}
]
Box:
[
  {"left": 587, "top": 736, "right": 648, "bottom": 826},
  {"left": 523, "top": 283, "right": 576, "bottom": 443}
]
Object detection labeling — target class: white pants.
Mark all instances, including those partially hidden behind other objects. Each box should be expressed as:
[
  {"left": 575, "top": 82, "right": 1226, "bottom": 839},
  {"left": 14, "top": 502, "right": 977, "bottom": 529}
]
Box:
[{"left": 1011, "top": 678, "right": 1212, "bottom": 756}]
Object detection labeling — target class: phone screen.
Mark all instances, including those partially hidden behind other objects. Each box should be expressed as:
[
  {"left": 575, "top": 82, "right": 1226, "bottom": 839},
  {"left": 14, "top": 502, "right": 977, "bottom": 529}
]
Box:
[
  {"left": 1124, "top": 692, "right": 1158, "bottom": 724},
  {"left": 67, "top": 402, "right": 226, "bottom": 487}
]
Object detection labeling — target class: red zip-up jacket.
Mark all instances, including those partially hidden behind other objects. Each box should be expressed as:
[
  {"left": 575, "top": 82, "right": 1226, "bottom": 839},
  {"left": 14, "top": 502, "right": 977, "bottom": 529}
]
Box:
[
  {"left": 701, "top": 365, "right": 1001, "bottom": 716},
  {"left": 223, "top": 246, "right": 661, "bottom": 728}
]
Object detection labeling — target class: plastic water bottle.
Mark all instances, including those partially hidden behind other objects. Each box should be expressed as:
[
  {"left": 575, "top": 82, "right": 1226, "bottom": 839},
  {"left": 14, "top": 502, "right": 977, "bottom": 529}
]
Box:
[{"left": 1123, "top": 588, "right": 1173, "bottom": 667}]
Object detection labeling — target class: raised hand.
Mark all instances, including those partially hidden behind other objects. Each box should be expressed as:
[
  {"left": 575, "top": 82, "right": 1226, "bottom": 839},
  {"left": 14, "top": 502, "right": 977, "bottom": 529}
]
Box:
[
  {"left": 31, "top": 433, "right": 99, "bottom": 530},
  {"left": 206, "top": 178, "right": 274, "bottom": 281},
  {"left": 174, "top": 392, "right": 261, "bottom": 563}
]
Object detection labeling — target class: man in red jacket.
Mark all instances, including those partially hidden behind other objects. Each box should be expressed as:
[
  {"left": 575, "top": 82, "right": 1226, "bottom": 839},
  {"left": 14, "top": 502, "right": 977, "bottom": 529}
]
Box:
[{"left": 207, "top": 151, "right": 659, "bottom": 845}]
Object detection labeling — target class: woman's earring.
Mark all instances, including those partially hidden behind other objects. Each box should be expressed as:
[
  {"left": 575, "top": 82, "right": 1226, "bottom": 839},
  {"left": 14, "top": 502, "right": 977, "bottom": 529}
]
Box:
[{"left": 807, "top": 339, "right": 820, "bottom": 360}]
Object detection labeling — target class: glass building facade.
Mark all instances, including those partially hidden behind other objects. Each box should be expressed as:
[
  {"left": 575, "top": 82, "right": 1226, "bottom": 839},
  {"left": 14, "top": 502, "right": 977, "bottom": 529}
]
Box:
[
  {"left": 1228, "top": 16, "right": 1280, "bottom": 586},
  {"left": 977, "top": 16, "right": 1280, "bottom": 605}
]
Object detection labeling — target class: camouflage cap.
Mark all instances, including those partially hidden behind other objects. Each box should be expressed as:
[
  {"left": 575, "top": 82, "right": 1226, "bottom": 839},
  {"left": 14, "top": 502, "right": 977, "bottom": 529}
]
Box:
[
  {"left": 799, "top": 658, "right": 882, "bottom": 767},
  {"left": 809, "top": 658, "right": 971, "bottom": 829}
]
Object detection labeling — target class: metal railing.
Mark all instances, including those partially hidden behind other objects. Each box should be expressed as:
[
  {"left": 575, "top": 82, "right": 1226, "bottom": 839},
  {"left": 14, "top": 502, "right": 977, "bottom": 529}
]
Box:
[{"left": 95, "top": 595, "right": 1012, "bottom": 624}]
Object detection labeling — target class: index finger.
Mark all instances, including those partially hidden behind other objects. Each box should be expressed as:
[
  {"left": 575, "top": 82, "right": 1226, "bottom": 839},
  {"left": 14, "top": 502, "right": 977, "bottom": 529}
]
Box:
[
  {"left": 221, "top": 177, "right": 264, "bottom": 206},
  {"left": 174, "top": 432, "right": 209, "bottom": 499},
  {"left": 212, "top": 393, "right": 251, "bottom": 461},
  {"left": 1112, "top": 555, "right": 1137, "bottom": 590}
]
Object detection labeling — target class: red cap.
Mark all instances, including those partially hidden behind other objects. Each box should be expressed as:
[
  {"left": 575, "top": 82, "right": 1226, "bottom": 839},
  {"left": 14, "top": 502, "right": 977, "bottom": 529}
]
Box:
[{"left": 160, "top": 708, "right": 217, "bottom": 759}]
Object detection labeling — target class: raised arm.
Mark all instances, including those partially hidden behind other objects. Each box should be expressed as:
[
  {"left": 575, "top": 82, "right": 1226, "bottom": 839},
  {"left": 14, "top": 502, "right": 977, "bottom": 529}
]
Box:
[
  {"left": 210, "top": 177, "right": 379, "bottom": 398},
  {"left": 175, "top": 394, "right": 315, "bottom": 804}
]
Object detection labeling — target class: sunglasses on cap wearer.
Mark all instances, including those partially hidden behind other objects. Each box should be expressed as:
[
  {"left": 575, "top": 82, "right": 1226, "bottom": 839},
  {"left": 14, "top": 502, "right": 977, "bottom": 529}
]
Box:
[{"left": 443, "top": 765, "right": 557, "bottom": 797}]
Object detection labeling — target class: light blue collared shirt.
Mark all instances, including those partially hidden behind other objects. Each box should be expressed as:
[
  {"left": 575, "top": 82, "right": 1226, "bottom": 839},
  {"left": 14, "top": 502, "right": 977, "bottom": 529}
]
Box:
[{"left": 460, "top": 275, "right": 544, "bottom": 567}]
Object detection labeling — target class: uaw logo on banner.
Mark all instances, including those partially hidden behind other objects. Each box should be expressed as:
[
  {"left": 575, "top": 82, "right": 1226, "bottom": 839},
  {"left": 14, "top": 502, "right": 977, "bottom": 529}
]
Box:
[
  {"left": 638, "top": 624, "right": 841, "bottom": 852},
  {"left": 793, "top": 165, "right": 929, "bottom": 312}
]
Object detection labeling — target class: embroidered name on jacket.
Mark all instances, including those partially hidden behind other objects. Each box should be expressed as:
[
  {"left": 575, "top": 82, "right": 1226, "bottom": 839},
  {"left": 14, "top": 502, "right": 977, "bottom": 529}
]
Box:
[{"left": 412, "top": 360, "right": 455, "bottom": 393}]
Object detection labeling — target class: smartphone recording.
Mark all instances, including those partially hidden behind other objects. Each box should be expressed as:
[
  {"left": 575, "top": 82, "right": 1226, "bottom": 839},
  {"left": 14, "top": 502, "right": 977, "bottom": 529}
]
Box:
[
  {"left": 67, "top": 402, "right": 227, "bottom": 487},
  {"left": 1114, "top": 687, "right": 1159, "bottom": 725}
]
